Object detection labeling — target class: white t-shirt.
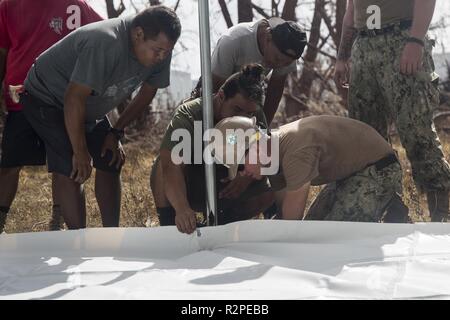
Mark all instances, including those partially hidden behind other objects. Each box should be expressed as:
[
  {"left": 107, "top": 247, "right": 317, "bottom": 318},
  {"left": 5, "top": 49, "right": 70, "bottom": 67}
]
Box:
[{"left": 211, "top": 20, "right": 297, "bottom": 79}]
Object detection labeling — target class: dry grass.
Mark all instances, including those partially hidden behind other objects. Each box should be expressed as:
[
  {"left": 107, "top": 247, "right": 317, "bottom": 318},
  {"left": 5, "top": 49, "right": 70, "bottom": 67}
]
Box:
[
  {"left": 3, "top": 141, "right": 158, "bottom": 233},
  {"left": 2, "top": 129, "right": 450, "bottom": 234}
]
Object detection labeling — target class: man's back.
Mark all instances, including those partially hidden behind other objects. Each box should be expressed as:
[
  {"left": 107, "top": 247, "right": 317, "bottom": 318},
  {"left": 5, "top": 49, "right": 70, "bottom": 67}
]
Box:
[{"left": 277, "top": 115, "right": 394, "bottom": 188}]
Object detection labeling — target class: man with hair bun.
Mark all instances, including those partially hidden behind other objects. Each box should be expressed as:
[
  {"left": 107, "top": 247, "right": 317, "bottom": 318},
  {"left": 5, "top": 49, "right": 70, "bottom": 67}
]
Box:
[{"left": 151, "top": 64, "right": 276, "bottom": 234}]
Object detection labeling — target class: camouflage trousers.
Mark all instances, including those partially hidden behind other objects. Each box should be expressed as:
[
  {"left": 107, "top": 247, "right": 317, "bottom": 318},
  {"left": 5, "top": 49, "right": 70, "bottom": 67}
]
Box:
[
  {"left": 305, "top": 161, "right": 405, "bottom": 222},
  {"left": 349, "top": 27, "right": 450, "bottom": 192}
]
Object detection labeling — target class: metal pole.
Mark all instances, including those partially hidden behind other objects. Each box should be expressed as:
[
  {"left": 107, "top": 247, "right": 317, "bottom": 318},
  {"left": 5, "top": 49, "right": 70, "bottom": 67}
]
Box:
[{"left": 198, "top": 0, "right": 217, "bottom": 226}]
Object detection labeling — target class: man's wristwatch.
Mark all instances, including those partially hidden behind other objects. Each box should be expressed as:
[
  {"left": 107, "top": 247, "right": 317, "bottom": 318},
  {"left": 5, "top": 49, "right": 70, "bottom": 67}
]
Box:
[
  {"left": 406, "top": 37, "right": 425, "bottom": 47},
  {"left": 109, "top": 127, "right": 125, "bottom": 141}
]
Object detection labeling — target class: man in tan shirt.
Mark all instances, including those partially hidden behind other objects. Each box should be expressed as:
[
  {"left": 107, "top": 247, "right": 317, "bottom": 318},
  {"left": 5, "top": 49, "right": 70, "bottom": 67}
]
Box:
[{"left": 212, "top": 115, "right": 409, "bottom": 222}]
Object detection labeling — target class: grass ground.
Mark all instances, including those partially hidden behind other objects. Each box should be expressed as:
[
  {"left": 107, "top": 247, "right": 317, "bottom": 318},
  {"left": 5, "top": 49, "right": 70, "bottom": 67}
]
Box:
[{"left": 2, "top": 130, "right": 450, "bottom": 234}]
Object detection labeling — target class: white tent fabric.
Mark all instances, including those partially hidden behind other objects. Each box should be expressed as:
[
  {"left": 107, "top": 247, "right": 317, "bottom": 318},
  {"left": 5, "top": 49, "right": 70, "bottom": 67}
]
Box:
[{"left": 1, "top": 220, "right": 450, "bottom": 300}]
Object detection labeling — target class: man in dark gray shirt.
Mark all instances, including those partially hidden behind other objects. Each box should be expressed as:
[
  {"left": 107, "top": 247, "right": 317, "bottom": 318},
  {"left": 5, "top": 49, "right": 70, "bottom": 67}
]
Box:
[{"left": 21, "top": 6, "right": 181, "bottom": 229}]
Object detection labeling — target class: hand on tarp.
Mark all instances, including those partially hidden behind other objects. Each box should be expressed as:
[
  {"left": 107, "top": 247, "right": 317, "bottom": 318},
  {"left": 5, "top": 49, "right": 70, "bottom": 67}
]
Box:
[{"left": 175, "top": 208, "right": 197, "bottom": 234}]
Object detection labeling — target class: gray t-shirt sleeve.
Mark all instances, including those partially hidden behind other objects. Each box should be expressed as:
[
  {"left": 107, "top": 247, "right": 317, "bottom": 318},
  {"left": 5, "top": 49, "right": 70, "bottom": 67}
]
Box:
[
  {"left": 211, "top": 36, "right": 238, "bottom": 78},
  {"left": 272, "top": 61, "right": 297, "bottom": 77},
  {"left": 70, "top": 46, "right": 115, "bottom": 95},
  {"left": 144, "top": 53, "right": 172, "bottom": 88}
]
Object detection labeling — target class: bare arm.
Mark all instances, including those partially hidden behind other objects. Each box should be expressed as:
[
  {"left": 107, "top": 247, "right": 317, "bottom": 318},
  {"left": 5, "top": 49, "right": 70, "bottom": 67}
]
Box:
[
  {"left": 114, "top": 83, "right": 158, "bottom": 130},
  {"left": 264, "top": 74, "right": 287, "bottom": 125},
  {"left": 98, "top": 83, "right": 158, "bottom": 171},
  {"left": 336, "top": 0, "right": 356, "bottom": 62},
  {"left": 410, "top": 0, "right": 436, "bottom": 39},
  {"left": 334, "top": 0, "right": 355, "bottom": 88},
  {"left": 160, "top": 149, "right": 197, "bottom": 234},
  {"left": 64, "top": 82, "right": 92, "bottom": 183},
  {"left": 282, "top": 183, "right": 311, "bottom": 220},
  {"left": 160, "top": 149, "right": 191, "bottom": 213},
  {"left": 400, "top": 0, "right": 436, "bottom": 75}
]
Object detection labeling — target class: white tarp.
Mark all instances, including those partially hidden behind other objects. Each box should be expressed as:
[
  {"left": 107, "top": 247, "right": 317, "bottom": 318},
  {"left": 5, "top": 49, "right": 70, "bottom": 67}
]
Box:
[{"left": 1, "top": 220, "right": 450, "bottom": 300}]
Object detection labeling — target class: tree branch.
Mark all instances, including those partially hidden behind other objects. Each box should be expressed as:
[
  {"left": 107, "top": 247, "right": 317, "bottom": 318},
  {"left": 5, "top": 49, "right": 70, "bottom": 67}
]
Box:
[
  {"left": 251, "top": 3, "right": 270, "bottom": 19},
  {"left": 281, "top": 0, "right": 298, "bottom": 21},
  {"left": 105, "top": 0, "right": 125, "bottom": 18},
  {"left": 319, "top": 6, "right": 339, "bottom": 48},
  {"left": 218, "top": 0, "right": 233, "bottom": 28},
  {"left": 238, "top": 0, "right": 253, "bottom": 23},
  {"left": 174, "top": 0, "right": 181, "bottom": 11}
]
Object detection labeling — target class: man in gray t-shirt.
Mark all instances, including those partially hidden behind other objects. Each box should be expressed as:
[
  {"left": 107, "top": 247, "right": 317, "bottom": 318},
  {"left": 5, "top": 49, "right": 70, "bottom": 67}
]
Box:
[
  {"left": 21, "top": 6, "right": 181, "bottom": 230},
  {"left": 189, "top": 18, "right": 307, "bottom": 220},
  {"left": 194, "top": 18, "right": 307, "bottom": 125}
]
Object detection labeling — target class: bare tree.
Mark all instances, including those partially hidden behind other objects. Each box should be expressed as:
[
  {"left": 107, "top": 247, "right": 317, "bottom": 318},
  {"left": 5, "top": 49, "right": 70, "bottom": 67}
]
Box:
[
  {"left": 219, "top": 0, "right": 234, "bottom": 28},
  {"left": 174, "top": 0, "right": 181, "bottom": 11},
  {"left": 281, "top": 0, "right": 297, "bottom": 21},
  {"left": 335, "top": 0, "right": 347, "bottom": 48},
  {"left": 216, "top": 0, "right": 349, "bottom": 119},
  {"left": 280, "top": 0, "right": 304, "bottom": 118},
  {"left": 252, "top": 3, "right": 270, "bottom": 19},
  {"left": 238, "top": 0, "right": 253, "bottom": 22},
  {"left": 271, "top": 0, "right": 281, "bottom": 17},
  {"left": 282, "top": 0, "right": 326, "bottom": 117},
  {"left": 296, "top": 0, "right": 324, "bottom": 100},
  {"left": 105, "top": 0, "right": 125, "bottom": 18}
]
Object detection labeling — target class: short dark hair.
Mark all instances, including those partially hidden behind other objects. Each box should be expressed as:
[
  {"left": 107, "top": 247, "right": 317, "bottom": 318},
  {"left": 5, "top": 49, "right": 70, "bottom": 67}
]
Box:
[
  {"left": 221, "top": 64, "right": 265, "bottom": 105},
  {"left": 131, "top": 5, "right": 181, "bottom": 42}
]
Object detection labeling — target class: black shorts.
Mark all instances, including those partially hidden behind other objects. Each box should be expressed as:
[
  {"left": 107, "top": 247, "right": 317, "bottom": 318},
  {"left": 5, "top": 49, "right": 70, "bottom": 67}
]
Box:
[
  {"left": 20, "top": 92, "right": 122, "bottom": 177},
  {"left": 0, "top": 111, "right": 46, "bottom": 168}
]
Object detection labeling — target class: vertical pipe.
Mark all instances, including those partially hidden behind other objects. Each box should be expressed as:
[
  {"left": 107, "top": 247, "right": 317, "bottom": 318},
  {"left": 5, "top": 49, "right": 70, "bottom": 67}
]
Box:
[{"left": 198, "top": 0, "right": 217, "bottom": 226}]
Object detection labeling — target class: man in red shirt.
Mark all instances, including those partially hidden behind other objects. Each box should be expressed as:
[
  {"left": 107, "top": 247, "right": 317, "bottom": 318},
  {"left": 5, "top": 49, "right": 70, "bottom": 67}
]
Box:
[{"left": 0, "top": 0, "right": 102, "bottom": 233}]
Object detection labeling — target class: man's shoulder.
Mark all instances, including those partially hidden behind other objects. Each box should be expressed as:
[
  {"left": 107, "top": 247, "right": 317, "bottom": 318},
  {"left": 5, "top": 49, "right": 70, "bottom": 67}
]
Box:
[
  {"left": 218, "top": 20, "right": 259, "bottom": 44},
  {"left": 161, "top": 98, "right": 203, "bottom": 150},
  {"left": 175, "top": 98, "right": 203, "bottom": 118},
  {"left": 73, "top": 17, "right": 125, "bottom": 49}
]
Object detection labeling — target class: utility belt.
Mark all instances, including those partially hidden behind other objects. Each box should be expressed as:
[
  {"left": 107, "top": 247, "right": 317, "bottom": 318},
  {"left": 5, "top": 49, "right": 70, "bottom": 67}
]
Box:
[
  {"left": 338, "top": 153, "right": 399, "bottom": 184},
  {"left": 366, "top": 153, "right": 399, "bottom": 171},
  {"left": 358, "top": 20, "right": 412, "bottom": 37}
]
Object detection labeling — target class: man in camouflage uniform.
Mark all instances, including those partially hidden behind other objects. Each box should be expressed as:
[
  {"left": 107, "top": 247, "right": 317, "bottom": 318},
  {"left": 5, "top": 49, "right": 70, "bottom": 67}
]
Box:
[
  {"left": 335, "top": 0, "right": 450, "bottom": 222},
  {"left": 305, "top": 160, "right": 404, "bottom": 221},
  {"left": 211, "top": 115, "right": 409, "bottom": 222}
]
